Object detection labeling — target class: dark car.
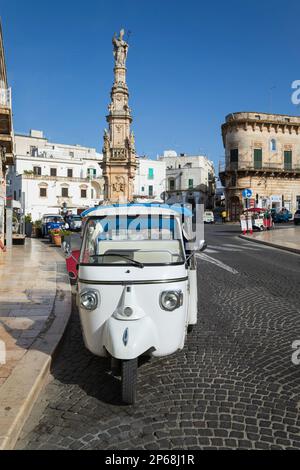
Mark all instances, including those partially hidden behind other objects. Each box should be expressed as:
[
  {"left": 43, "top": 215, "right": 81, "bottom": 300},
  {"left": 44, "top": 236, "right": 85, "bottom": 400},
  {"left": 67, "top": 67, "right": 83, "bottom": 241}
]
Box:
[
  {"left": 294, "top": 209, "right": 300, "bottom": 225},
  {"left": 42, "top": 214, "right": 65, "bottom": 237}
]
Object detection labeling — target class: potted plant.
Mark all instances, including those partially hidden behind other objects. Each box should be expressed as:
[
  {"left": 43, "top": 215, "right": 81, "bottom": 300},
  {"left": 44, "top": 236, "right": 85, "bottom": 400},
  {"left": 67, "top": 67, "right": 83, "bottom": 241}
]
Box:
[
  {"left": 50, "top": 228, "right": 62, "bottom": 247},
  {"left": 60, "top": 229, "right": 72, "bottom": 244},
  {"left": 33, "top": 219, "right": 42, "bottom": 238},
  {"left": 25, "top": 213, "right": 33, "bottom": 238}
]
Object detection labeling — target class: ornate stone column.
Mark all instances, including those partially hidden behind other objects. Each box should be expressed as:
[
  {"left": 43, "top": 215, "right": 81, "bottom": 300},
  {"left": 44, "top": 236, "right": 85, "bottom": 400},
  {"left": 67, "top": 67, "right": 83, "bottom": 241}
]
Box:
[{"left": 100, "top": 29, "right": 137, "bottom": 203}]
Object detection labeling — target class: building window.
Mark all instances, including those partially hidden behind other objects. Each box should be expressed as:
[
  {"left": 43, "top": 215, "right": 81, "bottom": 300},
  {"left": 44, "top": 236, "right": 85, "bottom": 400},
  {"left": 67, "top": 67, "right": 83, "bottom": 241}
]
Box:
[
  {"left": 188, "top": 179, "right": 193, "bottom": 189},
  {"left": 19, "top": 189, "right": 21, "bottom": 198},
  {"left": 270, "top": 139, "right": 276, "bottom": 152},
  {"left": 40, "top": 187, "right": 47, "bottom": 198},
  {"left": 50, "top": 168, "right": 57, "bottom": 177},
  {"left": 148, "top": 185, "right": 153, "bottom": 197},
  {"left": 88, "top": 168, "right": 96, "bottom": 178},
  {"left": 169, "top": 179, "right": 175, "bottom": 190},
  {"left": 30, "top": 146, "right": 38, "bottom": 157},
  {"left": 91, "top": 189, "right": 94, "bottom": 199},
  {"left": 141, "top": 186, "right": 145, "bottom": 192},
  {"left": 62, "top": 187, "right": 69, "bottom": 197},
  {"left": 284, "top": 150, "right": 292, "bottom": 170},
  {"left": 230, "top": 149, "right": 238, "bottom": 168},
  {"left": 67, "top": 168, "right": 73, "bottom": 178},
  {"left": 33, "top": 166, "right": 41, "bottom": 176},
  {"left": 148, "top": 168, "right": 154, "bottom": 179},
  {"left": 69, "top": 151, "right": 74, "bottom": 158},
  {"left": 14, "top": 191, "right": 16, "bottom": 200},
  {"left": 81, "top": 189, "right": 87, "bottom": 198},
  {"left": 254, "top": 149, "right": 262, "bottom": 169}
]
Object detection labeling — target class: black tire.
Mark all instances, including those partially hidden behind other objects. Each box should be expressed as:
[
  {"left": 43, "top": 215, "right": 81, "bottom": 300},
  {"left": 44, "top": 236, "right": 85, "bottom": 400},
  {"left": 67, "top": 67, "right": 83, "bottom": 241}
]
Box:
[{"left": 121, "top": 358, "right": 138, "bottom": 405}]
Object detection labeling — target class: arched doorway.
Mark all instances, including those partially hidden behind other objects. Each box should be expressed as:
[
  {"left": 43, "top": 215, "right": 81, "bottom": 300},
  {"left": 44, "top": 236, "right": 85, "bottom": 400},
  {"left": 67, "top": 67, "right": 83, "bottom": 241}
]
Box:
[
  {"left": 91, "top": 180, "right": 104, "bottom": 201},
  {"left": 229, "top": 196, "right": 241, "bottom": 221}
]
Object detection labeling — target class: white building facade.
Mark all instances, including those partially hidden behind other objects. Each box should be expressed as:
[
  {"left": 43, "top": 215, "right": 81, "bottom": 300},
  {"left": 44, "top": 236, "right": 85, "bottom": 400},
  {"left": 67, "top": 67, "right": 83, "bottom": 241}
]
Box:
[
  {"left": 158, "top": 150, "right": 216, "bottom": 208},
  {"left": 133, "top": 157, "right": 166, "bottom": 201},
  {"left": 11, "top": 130, "right": 104, "bottom": 221}
]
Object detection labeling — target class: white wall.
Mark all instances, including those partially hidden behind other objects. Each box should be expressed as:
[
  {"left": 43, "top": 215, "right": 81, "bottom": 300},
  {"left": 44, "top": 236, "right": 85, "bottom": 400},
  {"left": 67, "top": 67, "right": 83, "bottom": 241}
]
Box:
[
  {"left": 12, "top": 131, "right": 104, "bottom": 221},
  {"left": 134, "top": 157, "right": 166, "bottom": 200},
  {"left": 158, "top": 152, "right": 215, "bottom": 191}
]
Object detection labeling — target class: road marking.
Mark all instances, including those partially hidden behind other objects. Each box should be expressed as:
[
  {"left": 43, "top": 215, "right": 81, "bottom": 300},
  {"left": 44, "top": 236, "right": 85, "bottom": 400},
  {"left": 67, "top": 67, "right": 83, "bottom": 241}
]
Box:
[
  {"left": 205, "top": 248, "right": 219, "bottom": 254},
  {"left": 196, "top": 252, "right": 239, "bottom": 275},
  {"left": 209, "top": 245, "right": 243, "bottom": 252},
  {"left": 223, "top": 243, "right": 262, "bottom": 251}
]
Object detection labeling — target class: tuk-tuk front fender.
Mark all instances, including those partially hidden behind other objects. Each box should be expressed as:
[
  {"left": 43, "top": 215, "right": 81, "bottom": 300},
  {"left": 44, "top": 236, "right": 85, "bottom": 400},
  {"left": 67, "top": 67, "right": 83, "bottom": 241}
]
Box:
[{"left": 103, "top": 316, "right": 159, "bottom": 360}]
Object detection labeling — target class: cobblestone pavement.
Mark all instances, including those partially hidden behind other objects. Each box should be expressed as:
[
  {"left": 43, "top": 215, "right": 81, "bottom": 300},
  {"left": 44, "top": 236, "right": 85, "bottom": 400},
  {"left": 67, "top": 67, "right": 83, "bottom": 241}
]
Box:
[{"left": 16, "top": 226, "right": 300, "bottom": 450}]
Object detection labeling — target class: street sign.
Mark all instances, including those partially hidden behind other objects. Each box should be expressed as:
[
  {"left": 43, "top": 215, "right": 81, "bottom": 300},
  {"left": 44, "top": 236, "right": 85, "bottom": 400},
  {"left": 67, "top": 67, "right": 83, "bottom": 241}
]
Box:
[{"left": 242, "top": 188, "right": 253, "bottom": 198}]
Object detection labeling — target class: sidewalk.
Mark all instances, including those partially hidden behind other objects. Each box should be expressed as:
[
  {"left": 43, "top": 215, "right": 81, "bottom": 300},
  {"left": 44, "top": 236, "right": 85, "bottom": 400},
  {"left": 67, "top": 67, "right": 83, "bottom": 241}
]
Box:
[
  {"left": 240, "top": 226, "right": 300, "bottom": 254},
  {"left": 0, "top": 239, "right": 71, "bottom": 450}
]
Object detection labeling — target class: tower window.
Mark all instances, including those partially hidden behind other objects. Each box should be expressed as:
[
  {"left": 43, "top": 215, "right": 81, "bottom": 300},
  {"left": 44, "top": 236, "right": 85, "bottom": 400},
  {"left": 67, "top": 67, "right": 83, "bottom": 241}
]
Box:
[{"left": 270, "top": 139, "right": 276, "bottom": 152}]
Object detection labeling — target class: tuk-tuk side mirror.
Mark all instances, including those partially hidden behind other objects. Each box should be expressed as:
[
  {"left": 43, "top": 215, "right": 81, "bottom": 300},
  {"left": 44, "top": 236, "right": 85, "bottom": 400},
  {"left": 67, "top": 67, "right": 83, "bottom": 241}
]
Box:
[{"left": 185, "top": 239, "right": 207, "bottom": 265}]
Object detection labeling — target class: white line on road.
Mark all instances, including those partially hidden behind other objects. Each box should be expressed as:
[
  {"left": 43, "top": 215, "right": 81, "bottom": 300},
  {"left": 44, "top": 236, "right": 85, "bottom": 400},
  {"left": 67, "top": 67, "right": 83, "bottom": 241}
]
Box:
[
  {"left": 205, "top": 248, "right": 219, "bottom": 254},
  {"left": 223, "top": 243, "right": 262, "bottom": 251},
  {"left": 196, "top": 252, "right": 239, "bottom": 275},
  {"left": 208, "top": 245, "right": 243, "bottom": 252}
]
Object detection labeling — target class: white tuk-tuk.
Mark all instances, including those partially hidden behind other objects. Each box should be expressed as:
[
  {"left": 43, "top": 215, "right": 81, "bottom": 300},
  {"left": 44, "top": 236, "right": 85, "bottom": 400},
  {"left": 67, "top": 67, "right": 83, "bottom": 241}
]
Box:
[{"left": 69, "top": 203, "right": 206, "bottom": 404}]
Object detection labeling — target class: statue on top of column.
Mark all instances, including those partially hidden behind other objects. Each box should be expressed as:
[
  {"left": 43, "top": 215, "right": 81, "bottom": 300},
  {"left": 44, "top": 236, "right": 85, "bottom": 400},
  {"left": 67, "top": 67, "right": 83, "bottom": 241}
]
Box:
[{"left": 112, "top": 29, "right": 129, "bottom": 67}]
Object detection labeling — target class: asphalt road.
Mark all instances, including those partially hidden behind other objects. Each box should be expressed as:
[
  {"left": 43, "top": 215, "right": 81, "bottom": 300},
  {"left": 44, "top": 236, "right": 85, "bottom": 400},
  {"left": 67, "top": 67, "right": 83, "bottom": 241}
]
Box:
[{"left": 16, "top": 224, "right": 300, "bottom": 449}]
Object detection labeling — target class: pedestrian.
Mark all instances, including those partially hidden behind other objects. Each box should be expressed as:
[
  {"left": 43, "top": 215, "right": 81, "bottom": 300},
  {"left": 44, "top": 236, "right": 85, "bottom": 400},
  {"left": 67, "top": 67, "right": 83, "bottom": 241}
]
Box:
[{"left": 221, "top": 209, "right": 227, "bottom": 223}]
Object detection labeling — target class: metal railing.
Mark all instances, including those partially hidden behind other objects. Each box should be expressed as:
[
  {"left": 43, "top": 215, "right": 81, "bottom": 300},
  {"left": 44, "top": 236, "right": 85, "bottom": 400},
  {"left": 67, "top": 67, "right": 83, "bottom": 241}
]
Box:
[
  {"left": 0, "top": 88, "right": 11, "bottom": 108},
  {"left": 219, "top": 160, "right": 300, "bottom": 173},
  {"left": 21, "top": 173, "right": 103, "bottom": 183}
]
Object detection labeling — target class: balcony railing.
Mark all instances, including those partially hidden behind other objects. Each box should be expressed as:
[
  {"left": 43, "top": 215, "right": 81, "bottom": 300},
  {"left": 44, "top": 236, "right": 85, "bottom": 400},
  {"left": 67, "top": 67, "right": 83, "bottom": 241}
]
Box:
[
  {"left": 0, "top": 88, "right": 11, "bottom": 109},
  {"left": 21, "top": 173, "right": 103, "bottom": 183},
  {"left": 219, "top": 160, "right": 300, "bottom": 173}
]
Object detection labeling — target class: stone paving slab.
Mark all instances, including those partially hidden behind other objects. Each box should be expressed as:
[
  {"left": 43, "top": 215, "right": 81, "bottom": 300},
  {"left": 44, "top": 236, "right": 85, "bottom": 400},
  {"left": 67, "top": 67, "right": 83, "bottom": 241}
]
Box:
[
  {"left": 0, "top": 239, "right": 71, "bottom": 450},
  {"left": 240, "top": 227, "right": 300, "bottom": 254}
]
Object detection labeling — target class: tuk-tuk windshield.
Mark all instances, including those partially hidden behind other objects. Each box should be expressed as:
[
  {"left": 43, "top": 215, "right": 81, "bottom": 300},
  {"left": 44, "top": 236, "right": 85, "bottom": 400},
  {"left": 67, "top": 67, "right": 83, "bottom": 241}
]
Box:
[{"left": 80, "top": 215, "right": 185, "bottom": 265}]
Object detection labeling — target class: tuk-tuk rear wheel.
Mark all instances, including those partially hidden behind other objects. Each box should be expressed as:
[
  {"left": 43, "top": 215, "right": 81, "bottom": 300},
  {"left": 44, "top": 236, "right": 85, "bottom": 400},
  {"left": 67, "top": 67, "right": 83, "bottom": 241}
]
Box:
[{"left": 121, "top": 358, "right": 138, "bottom": 405}]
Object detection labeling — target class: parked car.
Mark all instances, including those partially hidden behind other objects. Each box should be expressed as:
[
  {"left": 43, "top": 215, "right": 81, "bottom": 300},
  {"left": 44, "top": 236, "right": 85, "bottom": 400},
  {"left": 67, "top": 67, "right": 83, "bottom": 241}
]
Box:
[
  {"left": 271, "top": 208, "right": 292, "bottom": 223},
  {"left": 294, "top": 209, "right": 300, "bottom": 225},
  {"left": 41, "top": 214, "right": 65, "bottom": 237},
  {"left": 67, "top": 215, "right": 82, "bottom": 232},
  {"left": 203, "top": 211, "right": 214, "bottom": 224}
]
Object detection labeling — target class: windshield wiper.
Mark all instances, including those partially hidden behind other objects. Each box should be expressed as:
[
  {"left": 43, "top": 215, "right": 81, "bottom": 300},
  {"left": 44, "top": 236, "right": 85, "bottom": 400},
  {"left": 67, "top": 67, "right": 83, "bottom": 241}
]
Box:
[{"left": 90, "top": 253, "right": 144, "bottom": 268}]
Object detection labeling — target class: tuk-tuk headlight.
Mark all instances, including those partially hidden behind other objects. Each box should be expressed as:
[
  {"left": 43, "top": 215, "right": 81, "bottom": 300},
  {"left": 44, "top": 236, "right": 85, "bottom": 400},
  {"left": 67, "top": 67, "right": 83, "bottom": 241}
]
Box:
[
  {"left": 160, "top": 290, "right": 183, "bottom": 311},
  {"left": 80, "top": 289, "right": 99, "bottom": 311}
]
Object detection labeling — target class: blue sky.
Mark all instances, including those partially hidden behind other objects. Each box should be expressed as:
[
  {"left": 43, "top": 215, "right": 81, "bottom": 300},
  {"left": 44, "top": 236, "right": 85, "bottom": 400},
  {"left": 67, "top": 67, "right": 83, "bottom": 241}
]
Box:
[{"left": 1, "top": 0, "right": 300, "bottom": 168}]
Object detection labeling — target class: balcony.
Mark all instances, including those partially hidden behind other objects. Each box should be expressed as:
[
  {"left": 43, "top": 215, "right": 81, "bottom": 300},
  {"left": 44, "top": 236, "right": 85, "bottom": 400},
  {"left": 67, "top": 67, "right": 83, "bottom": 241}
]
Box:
[
  {"left": 0, "top": 87, "right": 14, "bottom": 164},
  {"left": 219, "top": 160, "right": 300, "bottom": 174},
  {"left": 21, "top": 173, "right": 103, "bottom": 183},
  {"left": 0, "top": 88, "right": 11, "bottom": 109}
]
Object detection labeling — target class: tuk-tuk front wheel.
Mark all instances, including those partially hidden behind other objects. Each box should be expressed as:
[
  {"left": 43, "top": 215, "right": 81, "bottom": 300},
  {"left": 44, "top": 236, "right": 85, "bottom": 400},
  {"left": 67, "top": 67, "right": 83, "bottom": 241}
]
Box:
[{"left": 121, "top": 358, "right": 138, "bottom": 405}]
